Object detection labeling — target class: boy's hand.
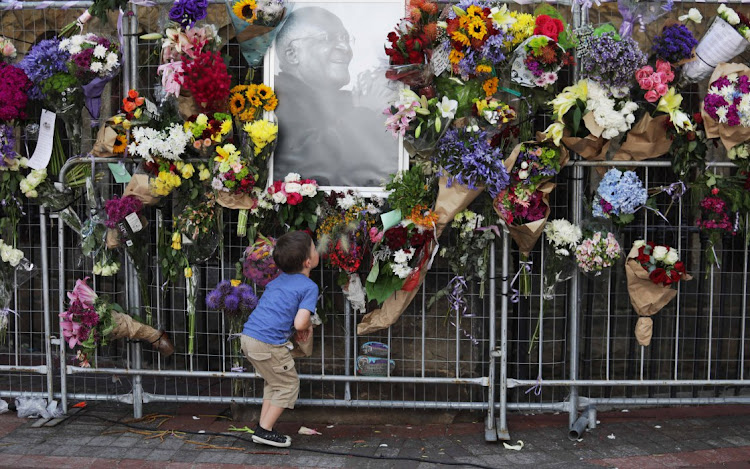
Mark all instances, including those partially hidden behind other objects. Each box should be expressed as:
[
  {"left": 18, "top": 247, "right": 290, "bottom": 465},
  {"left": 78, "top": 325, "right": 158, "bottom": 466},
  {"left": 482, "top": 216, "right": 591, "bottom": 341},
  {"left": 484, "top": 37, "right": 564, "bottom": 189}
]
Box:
[{"left": 295, "top": 325, "right": 313, "bottom": 343}]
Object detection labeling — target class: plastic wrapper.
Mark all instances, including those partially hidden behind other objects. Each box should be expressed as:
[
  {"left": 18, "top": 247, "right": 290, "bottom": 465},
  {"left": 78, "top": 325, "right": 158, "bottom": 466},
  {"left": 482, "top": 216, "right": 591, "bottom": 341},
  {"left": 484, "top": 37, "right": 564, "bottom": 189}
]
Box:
[
  {"left": 361, "top": 341, "right": 389, "bottom": 358},
  {"left": 617, "top": 0, "right": 672, "bottom": 38},
  {"left": 356, "top": 355, "right": 396, "bottom": 376},
  {"left": 225, "top": 0, "right": 294, "bottom": 68},
  {"left": 682, "top": 17, "right": 750, "bottom": 84},
  {"left": 0, "top": 399, "right": 7, "bottom": 414},
  {"left": 15, "top": 397, "right": 63, "bottom": 419},
  {"left": 542, "top": 242, "right": 577, "bottom": 300},
  {"left": 403, "top": 115, "right": 451, "bottom": 161}
]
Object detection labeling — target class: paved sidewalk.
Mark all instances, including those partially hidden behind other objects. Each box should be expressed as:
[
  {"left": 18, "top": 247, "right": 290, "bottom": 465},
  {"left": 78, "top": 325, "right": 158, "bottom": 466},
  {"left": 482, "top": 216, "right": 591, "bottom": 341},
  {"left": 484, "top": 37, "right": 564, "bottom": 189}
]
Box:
[{"left": 1, "top": 401, "right": 749, "bottom": 468}]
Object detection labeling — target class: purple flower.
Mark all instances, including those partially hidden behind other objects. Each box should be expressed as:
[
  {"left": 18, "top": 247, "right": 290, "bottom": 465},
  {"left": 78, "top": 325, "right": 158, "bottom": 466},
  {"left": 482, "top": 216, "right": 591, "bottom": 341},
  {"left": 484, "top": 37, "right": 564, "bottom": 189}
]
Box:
[
  {"left": 652, "top": 24, "right": 697, "bottom": 64},
  {"left": 169, "top": 0, "right": 209, "bottom": 28},
  {"left": 580, "top": 32, "right": 646, "bottom": 91},
  {"left": 224, "top": 293, "right": 240, "bottom": 312},
  {"left": 104, "top": 195, "right": 143, "bottom": 228},
  {"left": 18, "top": 38, "right": 70, "bottom": 100},
  {"left": 206, "top": 289, "right": 223, "bottom": 310}
]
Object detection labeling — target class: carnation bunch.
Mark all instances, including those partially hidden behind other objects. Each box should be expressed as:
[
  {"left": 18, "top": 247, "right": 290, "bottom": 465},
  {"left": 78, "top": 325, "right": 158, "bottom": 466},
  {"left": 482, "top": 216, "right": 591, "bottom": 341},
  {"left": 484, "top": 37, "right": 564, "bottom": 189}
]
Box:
[
  {"left": 206, "top": 280, "right": 259, "bottom": 319},
  {"left": 651, "top": 23, "right": 697, "bottom": 64},
  {"left": 717, "top": 4, "right": 750, "bottom": 41},
  {"left": 630, "top": 240, "right": 687, "bottom": 286},
  {"left": 242, "top": 236, "right": 281, "bottom": 286},
  {"left": 435, "top": 126, "right": 510, "bottom": 198},
  {"left": 179, "top": 51, "right": 231, "bottom": 114},
  {"left": 635, "top": 60, "right": 675, "bottom": 103},
  {"left": 696, "top": 189, "right": 737, "bottom": 236},
  {"left": 592, "top": 168, "right": 647, "bottom": 224},
  {"left": 169, "top": 0, "right": 209, "bottom": 28},
  {"left": 229, "top": 83, "right": 278, "bottom": 122},
  {"left": 0, "top": 63, "right": 30, "bottom": 122},
  {"left": 0, "top": 36, "right": 16, "bottom": 61},
  {"left": 580, "top": 29, "right": 646, "bottom": 94},
  {"left": 544, "top": 219, "right": 582, "bottom": 256},
  {"left": 703, "top": 73, "right": 750, "bottom": 128},
  {"left": 59, "top": 34, "right": 120, "bottom": 81},
  {"left": 104, "top": 195, "right": 143, "bottom": 229},
  {"left": 128, "top": 123, "right": 191, "bottom": 162},
  {"left": 575, "top": 231, "right": 620, "bottom": 274}
]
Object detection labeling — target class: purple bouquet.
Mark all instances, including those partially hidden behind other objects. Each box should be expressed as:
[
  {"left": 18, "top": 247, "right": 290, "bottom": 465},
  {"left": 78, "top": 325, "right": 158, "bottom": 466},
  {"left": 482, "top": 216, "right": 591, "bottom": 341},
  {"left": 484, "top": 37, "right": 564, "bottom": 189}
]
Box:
[
  {"left": 104, "top": 195, "right": 143, "bottom": 229},
  {"left": 18, "top": 38, "right": 70, "bottom": 101},
  {"left": 703, "top": 74, "right": 750, "bottom": 128},
  {"left": 169, "top": 0, "right": 209, "bottom": 28},
  {"left": 580, "top": 31, "right": 646, "bottom": 92},
  {"left": 652, "top": 24, "right": 697, "bottom": 64},
  {"left": 242, "top": 236, "right": 280, "bottom": 287},
  {"left": 206, "top": 280, "right": 259, "bottom": 319},
  {"left": 435, "top": 127, "right": 510, "bottom": 198},
  {"left": 0, "top": 63, "right": 31, "bottom": 122}
]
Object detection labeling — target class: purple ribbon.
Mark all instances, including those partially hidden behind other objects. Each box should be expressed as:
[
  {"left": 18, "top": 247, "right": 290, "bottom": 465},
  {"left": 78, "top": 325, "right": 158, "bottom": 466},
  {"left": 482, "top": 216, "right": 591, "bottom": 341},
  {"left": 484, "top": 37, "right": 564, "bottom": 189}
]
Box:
[
  {"left": 82, "top": 76, "right": 115, "bottom": 127},
  {"left": 524, "top": 373, "right": 543, "bottom": 396},
  {"left": 509, "top": 261, "right": 532, "bottom": 304},
  {"left": 230, "top": 366, "right": 246, "bottom": 372},
  {"left": 663, "top": 181, "right": 687, "bottom": 201},
  {"left": 447, "top": 276, "right": 468, "bottom": 318},
  {"left": 476, "top": 224, "right": 502, "bottom": 238},
  {"left": 3, "top": 1, "right": 23, "bottom": 10}
]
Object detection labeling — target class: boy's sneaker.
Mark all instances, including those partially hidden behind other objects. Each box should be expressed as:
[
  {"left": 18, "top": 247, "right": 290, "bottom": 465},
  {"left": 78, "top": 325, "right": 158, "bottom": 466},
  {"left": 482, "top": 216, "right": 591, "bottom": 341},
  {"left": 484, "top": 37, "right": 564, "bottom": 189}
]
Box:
[{"left": 252, "top": 426, "right": 292, "bottom": 447}]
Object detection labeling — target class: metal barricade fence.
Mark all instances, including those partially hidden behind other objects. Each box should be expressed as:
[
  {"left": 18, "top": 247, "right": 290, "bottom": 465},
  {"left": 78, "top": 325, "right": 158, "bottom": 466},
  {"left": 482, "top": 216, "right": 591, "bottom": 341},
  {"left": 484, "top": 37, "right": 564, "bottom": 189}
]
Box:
[{"left": 0, "top": 0, "right": 749, "bottom": 442}]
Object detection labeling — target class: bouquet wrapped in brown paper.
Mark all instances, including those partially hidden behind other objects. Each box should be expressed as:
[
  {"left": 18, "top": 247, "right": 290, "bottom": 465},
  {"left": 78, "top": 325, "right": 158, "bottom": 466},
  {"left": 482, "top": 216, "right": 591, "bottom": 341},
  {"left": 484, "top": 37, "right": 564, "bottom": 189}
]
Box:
[
  {"left": 61, "top": 278, "right": 173, "bottom": 368},
  {"left": 90, "top": 124, "right": 122, "bottom": 158},
  {"left": 613, "top": 114, "right": 673, "bottom": 162},
  {"left": 701, "top": 63, "right": 750, "bottom": 151},
  {"left": 433, "top": 176, "right": 484, "bottom": 236},
  {"left": 123, "top": 174, "right": 161, "bottom": 206},
  {"left": 625, "top": 241, "right": 692, "bottom": 346}
]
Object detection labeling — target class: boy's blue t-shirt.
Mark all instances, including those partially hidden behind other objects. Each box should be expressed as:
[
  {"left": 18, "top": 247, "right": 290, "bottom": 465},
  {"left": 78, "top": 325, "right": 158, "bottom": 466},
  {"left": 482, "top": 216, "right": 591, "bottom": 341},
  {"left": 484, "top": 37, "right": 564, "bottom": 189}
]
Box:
[{"left": 242, "top": 272, "right": 319, "bottom": 345}]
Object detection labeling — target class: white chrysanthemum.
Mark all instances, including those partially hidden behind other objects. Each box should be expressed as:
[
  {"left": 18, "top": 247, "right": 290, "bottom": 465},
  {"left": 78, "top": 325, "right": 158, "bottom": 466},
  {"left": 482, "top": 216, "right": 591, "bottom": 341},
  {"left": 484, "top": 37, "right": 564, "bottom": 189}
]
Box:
[
  {"left": 59, "top": 38, "right": 71, "bottom": 51},
  {"left": 90, "top": 62, "right": 103, "bottom": 74},
  {"left": 69, "top": 45, "right": 82, "bottom": 55},
  {"left": 70, "top": 35, "right": 84, "bottom": 46},
  {"left": 393, "top": 249, "right": 414, "bottom": 264},
  {"left": 391, "top": 263, "right": 413, "bottom": 279},
  {"left": 93, "top": 44, "right": 107, "bottom": 59},
  {"left": 716, "top": 106, "right": 729, "bottom": 124},
  {"left": 337, "top": 193, "right": 356, "bottom": 210},
  {"left": 284, "top": 172, "right": 301, "bottom": 183}
]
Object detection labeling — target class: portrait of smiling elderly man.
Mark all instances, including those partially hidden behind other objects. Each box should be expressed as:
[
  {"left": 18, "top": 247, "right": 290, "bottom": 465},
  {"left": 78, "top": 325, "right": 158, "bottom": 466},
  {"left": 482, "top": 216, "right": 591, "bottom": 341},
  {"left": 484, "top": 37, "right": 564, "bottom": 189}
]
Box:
[{"left": 271, "top": 4, "right": 403, "bottom": 188}]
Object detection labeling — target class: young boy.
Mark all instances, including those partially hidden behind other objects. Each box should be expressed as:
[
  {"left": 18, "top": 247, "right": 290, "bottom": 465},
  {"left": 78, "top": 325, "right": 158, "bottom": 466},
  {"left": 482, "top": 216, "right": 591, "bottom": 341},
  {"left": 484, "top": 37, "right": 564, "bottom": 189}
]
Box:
[{"left": 240, "top": 230, "right": 319, "bottom": 448}]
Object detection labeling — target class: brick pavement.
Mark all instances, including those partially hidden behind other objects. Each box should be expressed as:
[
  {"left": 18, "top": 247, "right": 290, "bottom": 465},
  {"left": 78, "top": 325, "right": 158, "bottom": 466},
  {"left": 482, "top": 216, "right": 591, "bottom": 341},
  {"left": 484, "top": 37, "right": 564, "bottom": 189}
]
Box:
[{"left": 0, "top": 402, "right": 749, "bottom": 468}]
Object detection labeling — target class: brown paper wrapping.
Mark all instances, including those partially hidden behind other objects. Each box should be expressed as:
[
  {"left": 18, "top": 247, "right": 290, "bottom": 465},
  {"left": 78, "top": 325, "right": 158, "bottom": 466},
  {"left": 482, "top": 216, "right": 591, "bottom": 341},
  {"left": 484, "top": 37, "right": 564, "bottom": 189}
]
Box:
[
  {"left": 123, "top": 174, "right": 161, "bottom": 206},
  {"left": 561, "top": 116, "right": 611, "bottom": 162},
  {"left": 177, "top": 92, "right": 201, "bottom": 121},
  {"left": 701, "top": 63, "right": 750, "bottom": 151},
  {"left": 110, "top": 311, "right": 174, "bottom": 356},
  {"left": 499, "top": 182, "right": 555, "bottom": 257},
  {"left": 106, "top": 228, "right": 120, "bottom": 249},
  {"left": 433, "top": 176, "right": 484, "bottom": 236},
  {"left": 613, "top": 114, "right": 673, "bottom": 162},
  {"left": 91, "top": 125, "right": 119, "bottom": 158},
  {"left": 216, "top": 191, "right": 258, "bottom": 210},
  {"left": 624, "top": 245, "right": 692, "bottom": 346},
  {"left": 291, "top": 328, "right": 314, "bottom": 358}
]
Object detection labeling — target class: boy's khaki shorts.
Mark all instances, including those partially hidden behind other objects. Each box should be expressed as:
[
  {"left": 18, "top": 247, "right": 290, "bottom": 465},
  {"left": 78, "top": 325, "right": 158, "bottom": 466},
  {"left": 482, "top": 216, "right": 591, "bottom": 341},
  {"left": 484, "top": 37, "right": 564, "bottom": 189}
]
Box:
[{"left": 241, "top": 335, "right": 299, "bottom": 409}]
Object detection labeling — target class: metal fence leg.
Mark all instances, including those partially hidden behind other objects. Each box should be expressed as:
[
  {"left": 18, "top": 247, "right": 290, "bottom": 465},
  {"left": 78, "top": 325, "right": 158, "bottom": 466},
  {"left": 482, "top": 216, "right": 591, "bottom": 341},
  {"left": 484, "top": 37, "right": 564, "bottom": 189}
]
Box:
[
  {"left": 39, "top": 207, "right": 54, "bottom": 406},
  {"left": 485, "top": 240, "right": 497, "bottom": 442},
  {"left": 495, "top": 232, "right": 511, "bottom": 440}
]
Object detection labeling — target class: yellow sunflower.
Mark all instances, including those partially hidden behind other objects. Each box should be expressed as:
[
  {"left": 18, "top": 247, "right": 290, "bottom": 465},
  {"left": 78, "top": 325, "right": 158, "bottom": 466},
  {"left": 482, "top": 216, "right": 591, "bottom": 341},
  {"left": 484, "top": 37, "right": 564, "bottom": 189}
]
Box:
[
  {"left": 240, "top": 107, "right": 258, "bottom": 122},
  {"left": 229, "top": 93, "right": 246, "bottom": 116},
  {"left": 112, "top": 134, "right": 127, "bottom": 154},
  {"left": 262, "top": 95, "right": 278, "bottom": 111},
  {"left": 466, "top": 5, "right": 483, "bottom": 19},
  {"left": 451, "top": 30, "right": 471, "bottom": 47},
  {"left": 248, "top": 93, "right": 262, "bottom": 107},
  {"left": 256, "top": 84, "right": 273, "bottom": 99},
  {"left": 232, "top": 0, "right": 257, "bottom": 24},
  {"left": 468, "top": 17, "right": 487, "bottom": 40},
  {"left": 231, "top": 84, "right": 248, "bottom": 94},
  {"left": 449, "top": 49, "right": 464, "bottom": 64}
]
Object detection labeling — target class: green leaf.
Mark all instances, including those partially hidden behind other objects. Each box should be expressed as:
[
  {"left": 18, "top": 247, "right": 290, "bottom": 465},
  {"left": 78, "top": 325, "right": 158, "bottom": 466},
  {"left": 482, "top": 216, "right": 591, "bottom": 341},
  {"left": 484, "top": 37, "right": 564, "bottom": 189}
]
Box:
[
  {"left": 415, "top": 123, "right": 422, "bottom": 139},
  {"left": 572, "top": 107, "right": 582, "bottom": 136}
]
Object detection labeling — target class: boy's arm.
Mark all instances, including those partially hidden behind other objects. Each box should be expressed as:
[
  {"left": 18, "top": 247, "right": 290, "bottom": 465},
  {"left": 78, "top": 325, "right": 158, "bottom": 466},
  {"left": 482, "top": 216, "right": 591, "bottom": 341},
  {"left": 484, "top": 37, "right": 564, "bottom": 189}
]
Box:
[{"left": 293, "top": 308, "right": 312, "bottom": 332}]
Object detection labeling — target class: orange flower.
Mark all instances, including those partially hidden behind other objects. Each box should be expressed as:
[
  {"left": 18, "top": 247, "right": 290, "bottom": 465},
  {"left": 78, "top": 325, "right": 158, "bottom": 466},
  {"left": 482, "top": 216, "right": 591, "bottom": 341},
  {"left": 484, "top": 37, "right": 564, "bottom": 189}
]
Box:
[
  {"left": 409, "top": 204, "right": 439, "bottom": 228},
  {"left": 483, "top": 77, "right": 499, "bottom": 97}
]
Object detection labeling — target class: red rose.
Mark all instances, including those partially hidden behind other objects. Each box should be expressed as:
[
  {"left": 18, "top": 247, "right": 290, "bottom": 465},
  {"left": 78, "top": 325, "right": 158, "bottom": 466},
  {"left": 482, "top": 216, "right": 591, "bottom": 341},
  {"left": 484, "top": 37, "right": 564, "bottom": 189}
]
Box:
[
  {"left": 674, "top": 261, "right": 685, "bottom": 273},
  {"left": 384, "top": 225, "right": 408, "bottom": 250},
  {"left": 669, "top": 269, "right": 682, "bottom": 282},
  {"left": 270, "top": 180, "right": 283, "bottom": 194},
  {"left": 637, "top": 251, "right": 651, "bottom": 265},
  {"left": 693, "top": 112, "right": 703, "bottom": 124},
  {"left": 387, "top": 32, "right": 399, "bottom": 44},
  {"left": 286, "top": 192, "right": 303, "bottom": 205},
  {"left": 533, "top": 15, "right": 564, "bottom": 41},
  {"left": 649, "top": 268, "right": 670, "bottom": 285}
]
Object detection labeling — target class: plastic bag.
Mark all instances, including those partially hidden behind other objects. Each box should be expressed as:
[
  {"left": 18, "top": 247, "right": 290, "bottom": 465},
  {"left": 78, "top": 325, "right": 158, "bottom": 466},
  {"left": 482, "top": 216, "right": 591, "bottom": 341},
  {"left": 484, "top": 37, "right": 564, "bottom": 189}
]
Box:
[
  {"left": 0, "top": 399, "right": 8, "bottom": 414},
  {"left": 15, "top": 397, "right": 64, "bottom": 419}
]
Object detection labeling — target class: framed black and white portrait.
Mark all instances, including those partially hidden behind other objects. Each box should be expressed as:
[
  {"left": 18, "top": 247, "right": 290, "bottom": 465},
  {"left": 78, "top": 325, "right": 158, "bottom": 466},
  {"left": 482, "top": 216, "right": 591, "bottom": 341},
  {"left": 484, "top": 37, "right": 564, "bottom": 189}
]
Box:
[{"left": 264, "top": 0, "right": 407, "bottom": 195}]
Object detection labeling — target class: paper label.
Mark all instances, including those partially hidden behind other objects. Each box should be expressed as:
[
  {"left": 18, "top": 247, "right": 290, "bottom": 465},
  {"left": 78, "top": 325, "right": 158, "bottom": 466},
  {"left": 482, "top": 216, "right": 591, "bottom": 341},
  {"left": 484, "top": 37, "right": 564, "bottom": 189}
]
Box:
[
  {"left": 431, "top": 42, "right": 451, "bottom": 77},
  {"left": 380, "top": 209, "right": 402, "bottom": 232},
  {"left": 117, "top": 221, "right": 134, "bottom": 247},
  {"left": 125, "top": 213, "right": 143, "bottom": 233},
  {"left": 181, "top": 233, "right": 194, "bottom": 245},
  {"left": 108, "top": 163, "right": 132, "bottom": 184},
  {"left": 144, "top": 99, "right": 160, "bottom": 119},
  {"left": 28, "top": 110, "right": 56, "bottom": 170}
]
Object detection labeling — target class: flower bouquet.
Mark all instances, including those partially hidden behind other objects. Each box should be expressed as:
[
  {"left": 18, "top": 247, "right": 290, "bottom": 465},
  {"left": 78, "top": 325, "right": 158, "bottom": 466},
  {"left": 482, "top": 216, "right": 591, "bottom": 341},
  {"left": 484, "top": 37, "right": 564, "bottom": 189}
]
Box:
[
  {"left": 510, "top": 13, "right": 574, "bottom": 88},
  {"left": 625, "top": 240, "right": 691, "bottom": 346},
  {"left": 206, "top": 279, "right": 258, "bottom": 376},
  {"left": 60, "top": 278, "right": 174, "bottom": 368},
  {"left": 175, "top": 196, "right": 221, "bottom": 265},
  {"left": 592, "top": 169, "right": 647, "bottom": 225},
  {"left": 682, "top": 4, "right": 750, "bottom": 83},
  {"left": 701, "top": 63, "right": 750, "bottom": 151},
  {"left": 617, "top": 0, "right": 673, "bottom": 38},
  {"left": 226, "top": 0, "right": 291, "bottom": 67},
  {"left": 184, "top": 112, "right": 233, "bottom": 157},
  {"left": 384, "top": 0, "right": 439, "bottom": 89},
  {"left": 575, "top": 229, "right": 621, "bottom": 276},
  {"left": 696, "top": 188, "right": 738, "bottom": 267},
  {"left": 579, "top": 25, "right": 646, "bottom": 96},
  {"left": 168, "top": 0, "right": 209, "bottom": 29},
  {"left": 242, "top": 235, "right": 280, "bottom": 287},
  {"left": 128, "top": 122, "right": 192, "bottom": 163},
  {"left": 177, "top": 51, "right": 231, "bottom": 118},
  {"left": 212, "top": 143, "right": 260, "bottom": 212},
  {"left": 0, "top": 62, "right": 30, "bottom": 124},
  {"left": 59, "top": 34, "right": 120, "bottom": 127},
  {"left": 433, "top": 125, "right": 509, "bottom": 234},
  {"left": 229, "top": 83, "right": 278, "bottom": 123},
  {"left": 59, "top": 0, "right": 129, "bottom": 37},
  {"left": 267, "top": 173, "right": 324, "bottom": 232},
  {"left": 0, "top": 36, "right": 16, "bottom": 63},
  {"left": 384, "top": 88, "right": 457, "bottom": 160},
  {"left": 242, "top": 116, "right": 278, "bottom": 188},
  {"left": 542, "top": 218, "right": 581, "bottom": 300},
  {"left": 651, "top": 22, "right": 697, "bottom": 66},
  {"left": 0, "top": 239, "right": 34, "bottom": 344}
]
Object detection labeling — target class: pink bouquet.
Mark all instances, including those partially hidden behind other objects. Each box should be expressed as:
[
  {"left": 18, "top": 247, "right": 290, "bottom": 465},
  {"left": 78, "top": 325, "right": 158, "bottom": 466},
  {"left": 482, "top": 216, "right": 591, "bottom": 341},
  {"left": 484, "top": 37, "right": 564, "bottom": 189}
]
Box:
[
  {"left": 635, "top": 59, "right": 675, "bottom": 103},
  {"left": 267, "top": 173, "right": 324, "bottom": 231}
]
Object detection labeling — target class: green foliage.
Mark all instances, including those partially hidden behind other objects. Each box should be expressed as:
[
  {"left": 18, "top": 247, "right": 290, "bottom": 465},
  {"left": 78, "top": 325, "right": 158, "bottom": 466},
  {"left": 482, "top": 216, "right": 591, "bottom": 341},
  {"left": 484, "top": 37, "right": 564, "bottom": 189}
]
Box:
[{"left": 384, "top": 164, "right": 435, "bottom": 215}]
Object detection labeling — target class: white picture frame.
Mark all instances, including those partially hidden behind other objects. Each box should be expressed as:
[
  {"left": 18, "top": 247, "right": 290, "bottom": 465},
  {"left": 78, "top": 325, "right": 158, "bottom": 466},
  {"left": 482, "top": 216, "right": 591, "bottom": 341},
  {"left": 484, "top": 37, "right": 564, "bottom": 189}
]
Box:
[{"left": 264, "top": 0, "right": 407, "bottom": 197}]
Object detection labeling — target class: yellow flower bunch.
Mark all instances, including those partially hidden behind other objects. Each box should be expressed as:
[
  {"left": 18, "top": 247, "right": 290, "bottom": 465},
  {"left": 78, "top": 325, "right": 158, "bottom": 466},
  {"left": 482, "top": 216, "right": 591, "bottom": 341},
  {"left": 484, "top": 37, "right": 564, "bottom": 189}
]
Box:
[
  {"left": 504, "top": 11, "right": 535, "bottom": 50},
  {"left": 229, "top": 84, "right": 279, "bottom": 122},
  {"left": 171, "top": 232, "right": 182, "bottom": 250},
  {"left": 483, "top": 77, "right": 499, "bottom": 97},
  {"left": 151, "top": 170, "right": 182, "bottom": 196},
  {"left": 214, "top": 143, "right": 241, "bottom": 173},
  {"left": 243, "top": 119, "right": 279, "bottom": 155}
]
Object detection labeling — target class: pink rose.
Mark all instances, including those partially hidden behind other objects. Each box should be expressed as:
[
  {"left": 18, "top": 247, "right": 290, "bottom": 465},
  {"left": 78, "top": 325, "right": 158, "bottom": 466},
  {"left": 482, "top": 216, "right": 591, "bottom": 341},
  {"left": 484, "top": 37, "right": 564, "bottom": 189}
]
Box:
[
  {"left": 635, "top": 66, "right": 653, "bottom": 81},
  {"left": 639, "top": 77, "right": 654, "bottom": 90},
  {"left": 651, "top": 73, "right": 662, "bottom": 85},
  {"left": 655, "top": 83, "right": 669, "bottom": 96},
  {"left": 656, "top": 60, "right": 671, "bottom": 74},
  {"left": 644, "top": 89, "right": 660, "bottom": 103},
  {"left": 664, "top": 70, "right": 675, "bottom": 82}
]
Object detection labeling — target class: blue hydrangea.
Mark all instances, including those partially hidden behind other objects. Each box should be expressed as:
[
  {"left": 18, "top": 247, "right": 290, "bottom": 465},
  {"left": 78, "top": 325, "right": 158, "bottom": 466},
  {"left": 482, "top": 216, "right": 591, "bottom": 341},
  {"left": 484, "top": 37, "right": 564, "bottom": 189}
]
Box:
[{"left": 592, "top": 168, "right": 647, "bottom": 219}]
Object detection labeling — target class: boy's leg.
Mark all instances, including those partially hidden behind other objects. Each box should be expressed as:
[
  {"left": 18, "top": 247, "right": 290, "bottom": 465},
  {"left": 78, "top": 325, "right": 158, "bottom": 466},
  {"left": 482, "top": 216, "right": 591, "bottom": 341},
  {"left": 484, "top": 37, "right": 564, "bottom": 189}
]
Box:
[
  {"left": 259, "top": 399, "right": 271, "bottom": 426},
  {"left": 259, "top": 403, "right": 285, "bottom": 431}
]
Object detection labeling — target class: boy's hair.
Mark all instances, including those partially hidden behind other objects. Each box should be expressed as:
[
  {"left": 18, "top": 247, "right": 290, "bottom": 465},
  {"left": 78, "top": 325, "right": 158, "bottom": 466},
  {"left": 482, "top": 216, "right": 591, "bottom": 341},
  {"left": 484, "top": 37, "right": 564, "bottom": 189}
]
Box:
[{"left": 273, "top": 231, "right": 313, "bottom": 274}]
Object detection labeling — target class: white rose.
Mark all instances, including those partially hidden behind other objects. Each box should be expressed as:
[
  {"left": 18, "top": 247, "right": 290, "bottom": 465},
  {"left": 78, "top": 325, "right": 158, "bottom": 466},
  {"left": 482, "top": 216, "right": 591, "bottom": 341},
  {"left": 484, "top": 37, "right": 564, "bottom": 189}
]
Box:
[
  {"left": 0, "top": 245, "right": 10, "bottom": 263},
  {"left": 652, "top": 245, "right": 668, "bottom": 261},
  {"left": 520, "top": 161, "right": 529, "bottom": 170},
  {"left": 632, "top": 240, "right": 646, "bottom": 249},
  {"left": 27, "top": 190, "right": 38, "bottom": 198},
  {"left": 19, "top": 180, "right": 31, "bottom": 193},
  {"left": 284, "top": 182, "right": 302, "bottom": 194},
  {"left": 300, "top": 183, "right": 317, "bottom": 197},
  {"left": 518, "top": 170, "right": 529, "bottom": 180},
  {"left": 284, "top": 172, "right": 301, "bottom": 183},
  {"left": 272, "top": 191, "right": 287, "bottom": 204},
  {"left": 678, "top": 8, "right": 702, "bottom": 24},
  {"left": 93, "top": 263, "right": 102, "bottom": 275},
  {"left": 664, "top": 249, "right": 679, "bottom": 265},
  {"left": 729, "top": 12, "right": 740, "bottom": 26}
]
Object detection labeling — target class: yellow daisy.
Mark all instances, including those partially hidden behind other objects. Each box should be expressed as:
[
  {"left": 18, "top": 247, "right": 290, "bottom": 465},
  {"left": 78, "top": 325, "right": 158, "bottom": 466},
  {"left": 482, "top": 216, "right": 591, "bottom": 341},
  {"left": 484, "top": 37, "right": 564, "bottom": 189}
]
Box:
[
  {"left": 232, "top": 0, "right": 257, "bottom": 24},
  {"left": 475, "top": 64, "right": 492, "bottom": 74}
]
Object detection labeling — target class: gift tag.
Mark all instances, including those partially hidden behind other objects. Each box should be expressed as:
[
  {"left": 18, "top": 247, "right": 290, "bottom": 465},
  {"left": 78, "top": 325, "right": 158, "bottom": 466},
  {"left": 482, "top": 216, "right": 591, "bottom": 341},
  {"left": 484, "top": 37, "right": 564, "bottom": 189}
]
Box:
[
  {"left": 108, "top": 163, "right": 132, "bottom": 184},
  {"left": 144, "top": 99, "right": 160, "bottom": 120},
  {"left": 181, "top": 233, "right": 194, "bottom": 245},
  {"left": 431, "top": 42, "right": 450, "bottom": 77},
  {"left": 380, "top": 209, "right": 402, "bottom": 232},
  {"left": 28, "top": 110, "right": 56, "bottom": 170},
  {"left": 125, "top": 213, "right": 143, "bottom": 233}
]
